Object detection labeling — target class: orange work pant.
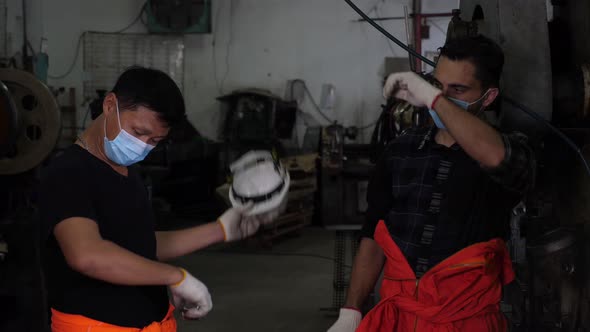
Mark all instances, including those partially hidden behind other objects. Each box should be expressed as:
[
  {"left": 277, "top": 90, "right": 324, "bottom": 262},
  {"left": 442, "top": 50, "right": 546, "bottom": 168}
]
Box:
[{"left": 51, "top": 304, "right": 177, "bottom": 332}]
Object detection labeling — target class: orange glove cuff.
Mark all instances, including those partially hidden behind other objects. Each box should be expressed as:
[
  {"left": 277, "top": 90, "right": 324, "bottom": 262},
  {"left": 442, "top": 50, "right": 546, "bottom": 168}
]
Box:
[
  {"left": 217, "top": 219, "right": 228, "bottom": 242},
  {"left": 171, "top": 268, "right": 187, "bottom": 287}
]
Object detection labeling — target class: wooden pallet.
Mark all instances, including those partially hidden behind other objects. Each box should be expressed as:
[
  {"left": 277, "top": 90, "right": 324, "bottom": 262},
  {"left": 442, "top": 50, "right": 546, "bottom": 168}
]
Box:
[
  {"left": 255, "top": 209, "right": 314, "bottom": 246},
  {"left": 216, "top": 153, "right": 319, "bottom": 246},
  {"left": 250, "top": 153, "right": 318, "bottom": 245}
]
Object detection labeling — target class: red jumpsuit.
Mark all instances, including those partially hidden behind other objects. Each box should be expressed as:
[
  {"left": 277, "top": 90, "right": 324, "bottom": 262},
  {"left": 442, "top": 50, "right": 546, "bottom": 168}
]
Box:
[{"left": 357, "top": 221, "right": 514, "bottom": 332}]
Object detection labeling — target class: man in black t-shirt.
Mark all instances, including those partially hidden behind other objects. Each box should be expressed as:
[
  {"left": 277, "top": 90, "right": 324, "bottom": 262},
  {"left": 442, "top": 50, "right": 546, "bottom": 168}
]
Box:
[
  {"left": 39, "top": 67, "right": 271, "bottom": 331},
  {"left": 327, "top": 36, "right": 535, "bottom": 331}
]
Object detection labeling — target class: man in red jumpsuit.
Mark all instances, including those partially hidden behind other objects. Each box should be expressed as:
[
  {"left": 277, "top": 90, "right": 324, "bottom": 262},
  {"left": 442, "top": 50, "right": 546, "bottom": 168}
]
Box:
[{"left": 327, "top": 35, "right": 535, "bottom": 331}]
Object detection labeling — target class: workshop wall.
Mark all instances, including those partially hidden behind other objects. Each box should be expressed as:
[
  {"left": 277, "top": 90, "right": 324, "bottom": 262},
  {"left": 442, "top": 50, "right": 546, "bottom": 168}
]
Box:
[{"left": 10, "top": 0, "right": 456, "bottom": 143}]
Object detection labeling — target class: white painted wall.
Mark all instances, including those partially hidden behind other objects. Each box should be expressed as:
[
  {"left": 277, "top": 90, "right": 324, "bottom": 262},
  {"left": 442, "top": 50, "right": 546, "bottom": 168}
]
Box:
[
  {"left": 422, "top": 0, "right": 459, "bottom": 14},
  {"left": 10, "top": 0, "right": 457, "bottom": 143},
  {"left": 182, "top": 0, "right": 417, "bottom": 142},
  {"left": 420, "top": 0, "right": 459, "bottom": 71},
  {"left": 4, "top": 0, "right": 24, "bottom": 59},
  {"left": 6, "top": 0, "right": 148, "bottom": 127}
]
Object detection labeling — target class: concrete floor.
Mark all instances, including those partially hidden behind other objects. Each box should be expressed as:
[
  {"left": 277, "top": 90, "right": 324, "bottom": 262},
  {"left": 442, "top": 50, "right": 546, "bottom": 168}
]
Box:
[{"left": 170, "top": 226, "right": 341, "bottom": 332}]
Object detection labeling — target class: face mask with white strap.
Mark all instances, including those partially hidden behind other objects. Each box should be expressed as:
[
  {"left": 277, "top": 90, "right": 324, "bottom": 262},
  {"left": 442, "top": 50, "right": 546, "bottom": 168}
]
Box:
[
  {"left": 103, "top": 98, "right": 155, "bottom": 166},
  {"left": 428, "top": 89, "right": 491, "bottom": 130}
]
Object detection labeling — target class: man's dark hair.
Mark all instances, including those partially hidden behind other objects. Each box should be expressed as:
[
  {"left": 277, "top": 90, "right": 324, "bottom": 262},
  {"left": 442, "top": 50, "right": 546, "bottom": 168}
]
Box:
[
  {"left": 110, "top": 66, "right": 186, "bottom": 127},
  {"left": 439, "top": 34, "right": 504, "bottom": 88}
]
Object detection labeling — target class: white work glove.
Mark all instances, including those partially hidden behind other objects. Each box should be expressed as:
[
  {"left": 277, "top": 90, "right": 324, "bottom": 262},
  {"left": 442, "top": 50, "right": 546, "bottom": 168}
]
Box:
[
  {"left": 383, "top": 71, "right": 442, "bottom": 109},
  {"left": 218, "top": 204, "right": 263, "bottom": 241},
  {"left": 255, "top": 207, "right": 283, "bottom": 225},
  {"left": 327, "top": 308, "right": 362, "bottom": 332},
  {"left": 169, "top": 268, "right": 213, "bottom": 319}
]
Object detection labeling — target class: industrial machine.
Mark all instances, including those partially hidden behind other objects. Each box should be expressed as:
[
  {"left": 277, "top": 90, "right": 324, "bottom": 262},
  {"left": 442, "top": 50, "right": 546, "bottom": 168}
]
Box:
[
  {"left": 449, "top": 3, "right": 590, "bottom": 330},
  {"left": 0, "top": 68, "right": 60, "bottom": 332},
  {"left": 320, "top": 123, "right": 372, "bottom": 229},
  {"left": 138, "top": 119, "right": 224, "bottom": 224},
  {"left": 217, "top": 88, "right": 297, "bottom": 175},
  {"left": 146, "top": 0, "right": 211, "bottom": 34}
]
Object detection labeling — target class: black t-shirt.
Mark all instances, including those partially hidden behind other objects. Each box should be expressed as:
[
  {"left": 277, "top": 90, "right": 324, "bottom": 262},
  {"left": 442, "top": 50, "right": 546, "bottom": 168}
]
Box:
[{"left": 38, "top": 145, "right": 169, "bottom": 328}]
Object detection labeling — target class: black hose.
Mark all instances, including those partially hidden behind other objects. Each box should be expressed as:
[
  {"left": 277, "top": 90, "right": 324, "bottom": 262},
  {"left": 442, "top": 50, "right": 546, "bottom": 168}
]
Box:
[
  {"left": 343, "top": 0, "right": 435, "bottom": 67},
  {"left": 504, "top": 96, "right": 590, "bottom": 177},
  {"left": 290, "top": 79, "right": 334, "bottom": 124}
]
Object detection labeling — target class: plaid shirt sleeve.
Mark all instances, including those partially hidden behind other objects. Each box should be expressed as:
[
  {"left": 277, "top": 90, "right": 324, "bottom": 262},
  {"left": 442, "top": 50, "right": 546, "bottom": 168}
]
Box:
[{"left": 484, "top": 131, "right": 536, "bottom": 193}]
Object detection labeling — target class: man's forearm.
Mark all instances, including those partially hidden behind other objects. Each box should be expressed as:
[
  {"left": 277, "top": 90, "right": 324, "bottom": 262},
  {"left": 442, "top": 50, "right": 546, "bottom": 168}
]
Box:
[
  {"left": 344, "top": 238, "right": 386, "bottom": 309},
  {"left": 76, "top": 239, "right": 184, "bottom": 286},
  {"left": 434, "top": 97, "right": 505, "bottom": 168},
  {"left": 156, "top": 221, "right": 225, "bottom": 261}
]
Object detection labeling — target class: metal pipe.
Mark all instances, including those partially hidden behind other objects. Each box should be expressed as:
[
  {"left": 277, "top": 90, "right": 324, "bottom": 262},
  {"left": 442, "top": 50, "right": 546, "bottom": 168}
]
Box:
[
  {"left": 22, "top": 0, "right": 27, "bottom": 58},
  {"left": 413, "top": 0, "right": 422, "bottom": 70},
  {"left": 343, "top": 0, "right": 434, "bottom": 65},
  {"left": 3, "top": 5, "right": 7, "bottom": 58},
  {"left": 404, "top": 6, "right": 415, "bottom": 72},
  {"left": 354, "top": 12, "right": 453, "bottom": 22},
  {"left": 418, "top": 13, "right": 453, "bottom": 18}
]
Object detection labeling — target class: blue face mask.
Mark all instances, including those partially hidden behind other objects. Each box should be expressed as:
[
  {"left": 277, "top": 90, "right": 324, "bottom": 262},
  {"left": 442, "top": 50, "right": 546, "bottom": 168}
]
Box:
[
  {"left": 428, "top": 109, "right": 447, "bottom": 129},
  {"left": 103, "top": 99, "right": 155, "bottom": 166},
  {"left": 428, "top": 90, "right": 490, "bottom": 130}
]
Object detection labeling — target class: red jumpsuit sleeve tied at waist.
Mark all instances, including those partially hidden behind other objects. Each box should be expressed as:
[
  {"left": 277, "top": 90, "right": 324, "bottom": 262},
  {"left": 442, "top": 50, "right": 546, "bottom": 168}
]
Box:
[{"left": 357, "top": 221, "right": 515, "bottom": 332}]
